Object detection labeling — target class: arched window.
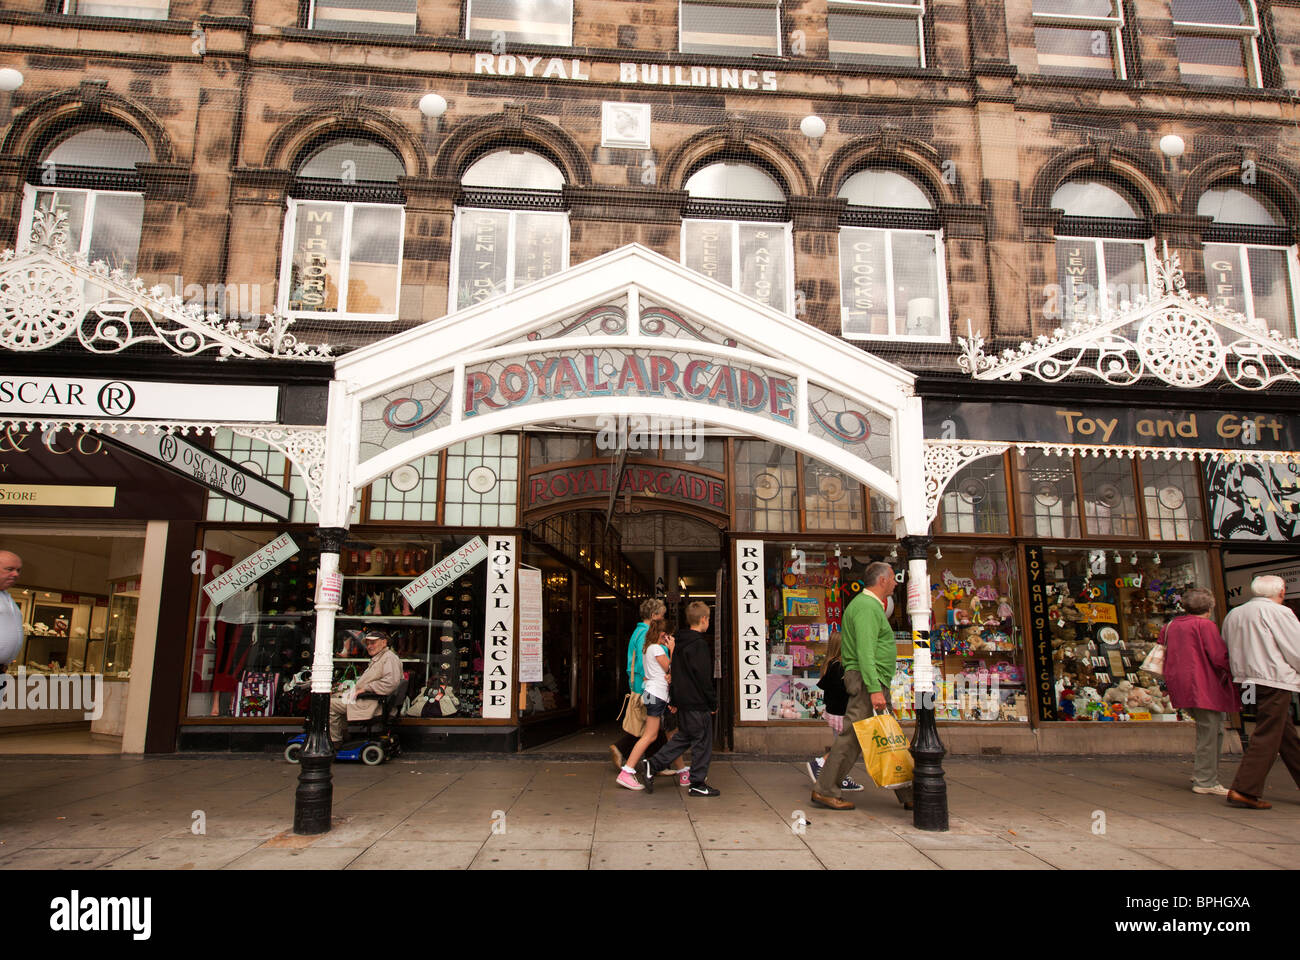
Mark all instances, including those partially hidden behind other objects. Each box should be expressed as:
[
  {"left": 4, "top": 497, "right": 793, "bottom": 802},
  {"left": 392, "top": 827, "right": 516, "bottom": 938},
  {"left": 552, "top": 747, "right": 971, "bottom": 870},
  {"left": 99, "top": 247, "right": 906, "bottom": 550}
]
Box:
[
  {"left": 681, "top": 161, "right": 792, "bottom": 313},
  {"left": 279, "top": 137, "right": 406, "bottom": 320},
  {"left": 1199, "top": 185, "right": 1297, "bottom": 335},
  {"left": 450, "top": 149, "right": 569, "bottom": 310},
  {"left": 1171, "top": 0, "right": 1262, "bottom": 87},
  {"left": 1051, "top": 177, "right": 1152, "bottom": 323},
  {"left": 837, "top": 169, "right": 947, "bottom": 339},
  {"left": 20, "top": 124, "right": 148, "bottom": 273}
]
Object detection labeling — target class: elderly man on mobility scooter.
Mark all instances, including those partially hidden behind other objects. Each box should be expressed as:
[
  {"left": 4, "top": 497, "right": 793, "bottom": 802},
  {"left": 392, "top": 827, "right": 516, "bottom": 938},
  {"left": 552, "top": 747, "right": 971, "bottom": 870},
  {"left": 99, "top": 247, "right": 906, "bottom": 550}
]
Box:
[{"left": 330, "top": 630, "right": 403, "bottom": 751}]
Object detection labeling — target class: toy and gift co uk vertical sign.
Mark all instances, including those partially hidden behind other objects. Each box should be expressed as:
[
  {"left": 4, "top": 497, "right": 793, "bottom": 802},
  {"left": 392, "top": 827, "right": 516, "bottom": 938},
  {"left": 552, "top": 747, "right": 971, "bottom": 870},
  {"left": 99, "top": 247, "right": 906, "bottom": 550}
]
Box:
[
  {"left": 736, "top": 539, "right": 767, "bottom": 722},
  {"left": 483, "top": 537, "right": 517, "bottom": 718},
  {"left": 1025, "top": 544, "right": 1056, "bottom": 721}
]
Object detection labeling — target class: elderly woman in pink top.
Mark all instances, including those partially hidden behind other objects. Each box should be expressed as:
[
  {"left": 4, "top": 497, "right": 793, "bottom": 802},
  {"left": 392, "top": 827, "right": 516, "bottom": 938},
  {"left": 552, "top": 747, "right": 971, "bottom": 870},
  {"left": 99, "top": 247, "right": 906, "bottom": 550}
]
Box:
[{"left": 1162, "top": 587, "right": 1237, "bottom": 796}]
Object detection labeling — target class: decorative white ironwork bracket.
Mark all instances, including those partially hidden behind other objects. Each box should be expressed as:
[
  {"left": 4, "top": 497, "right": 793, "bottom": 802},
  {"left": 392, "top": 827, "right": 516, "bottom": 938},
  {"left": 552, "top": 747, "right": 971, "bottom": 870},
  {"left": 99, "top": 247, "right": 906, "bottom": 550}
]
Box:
[
  {"left": 229, "top": 425, "right": 327, "bottom": 516},
  {"left": 0, "top": 210, "right": 332, "bottom": 361},
  {"left": 957, "top": 254, "right": 1300, "bottom": 391},
  {"left": 923, "top": 440, "right": 1010, "bottom": 526}
]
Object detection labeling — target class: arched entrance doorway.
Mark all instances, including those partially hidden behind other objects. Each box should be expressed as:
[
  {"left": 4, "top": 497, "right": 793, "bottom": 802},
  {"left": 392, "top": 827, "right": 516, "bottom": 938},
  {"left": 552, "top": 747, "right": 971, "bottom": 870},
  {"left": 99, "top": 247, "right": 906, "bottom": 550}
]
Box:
[{"left": 303, "top": 243, "right": 928, "bottom": 761}]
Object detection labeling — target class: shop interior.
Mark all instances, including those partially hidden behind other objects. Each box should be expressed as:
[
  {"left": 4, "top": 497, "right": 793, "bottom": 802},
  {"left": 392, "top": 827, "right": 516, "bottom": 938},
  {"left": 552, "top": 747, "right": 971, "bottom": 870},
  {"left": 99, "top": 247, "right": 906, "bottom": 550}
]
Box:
[{"left": 0, "top": 526, "right": 144, "bottom": 754}]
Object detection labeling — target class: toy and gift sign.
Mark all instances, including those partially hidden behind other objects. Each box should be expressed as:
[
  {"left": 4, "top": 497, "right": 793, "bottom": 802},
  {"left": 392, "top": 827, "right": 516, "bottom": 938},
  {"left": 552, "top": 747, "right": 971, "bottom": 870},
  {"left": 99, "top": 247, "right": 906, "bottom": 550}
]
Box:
[{"left": 925, "top": 400, "right": 1300, "bottom": 452}]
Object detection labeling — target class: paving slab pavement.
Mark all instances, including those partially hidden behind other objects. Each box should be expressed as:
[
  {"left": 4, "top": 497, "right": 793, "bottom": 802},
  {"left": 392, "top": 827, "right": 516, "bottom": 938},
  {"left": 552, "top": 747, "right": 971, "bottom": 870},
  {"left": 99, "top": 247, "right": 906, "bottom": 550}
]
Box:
[{"left": 0, "top": 753, "right": 1296, "bottom": 870}]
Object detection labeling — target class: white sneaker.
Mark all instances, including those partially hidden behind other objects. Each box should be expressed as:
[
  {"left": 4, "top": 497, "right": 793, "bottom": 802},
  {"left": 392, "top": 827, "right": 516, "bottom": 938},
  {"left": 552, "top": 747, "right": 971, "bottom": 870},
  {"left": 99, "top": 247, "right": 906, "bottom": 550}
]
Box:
[{"left": 1192, "top": 783, "right": 1230, "bottom": 796}]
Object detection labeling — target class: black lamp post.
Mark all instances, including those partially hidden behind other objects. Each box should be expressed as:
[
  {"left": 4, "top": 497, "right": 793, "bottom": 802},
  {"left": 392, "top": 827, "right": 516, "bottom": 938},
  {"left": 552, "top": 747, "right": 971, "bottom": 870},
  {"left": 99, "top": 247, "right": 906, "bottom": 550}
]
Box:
[
  {"left": 902, "top": 534, "right": 948, "bottom": 831},
  {"left": 294, "top": 525, "right": 347, "bottom": 835}
]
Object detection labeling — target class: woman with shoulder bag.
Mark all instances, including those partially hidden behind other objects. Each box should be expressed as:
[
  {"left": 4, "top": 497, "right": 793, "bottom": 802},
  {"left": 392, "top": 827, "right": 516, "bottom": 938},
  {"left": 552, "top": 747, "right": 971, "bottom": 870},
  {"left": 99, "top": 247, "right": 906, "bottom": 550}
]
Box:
[
  {"left": 805, "top": 632, "right": 866, "bottom": 792},
  {"left": 1160, "top": 587, "right": 1237, "bottom": 796},
  {"left": 610, "top": 598, "right": 665, "bottom": 768},
  {"left": 616, "top": 621, "right": 675, "bottom": 790}
]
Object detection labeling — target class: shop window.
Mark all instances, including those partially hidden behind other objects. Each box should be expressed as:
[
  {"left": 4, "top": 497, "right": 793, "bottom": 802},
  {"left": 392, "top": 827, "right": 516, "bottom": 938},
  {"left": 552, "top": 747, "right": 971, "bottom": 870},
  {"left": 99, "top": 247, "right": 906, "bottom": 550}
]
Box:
[
  {"left": 444, "top": 434, "right": 520, "bottom": 526},
  {"left": 1199, "top": 186, "right": 1298, "bottom": 337},
  {"left": 1080, "top": 457, "right": 1140, "bottom": 537},
  {"left": 1040, "top": 547, "right": 1210, "bottom": 722},
  {"left": 520, "top": 551, "right": 573, "bottom": 716},
  {"left": 529, "top": 432, "right": 594, "bottom": 465},
  {"left": 926, "top": 545, "right": 1026, "bottom": 721},
  {"left": 64, "top": 0, "right": 167, "bottom": 18},
  {"left": 827, "top": 0, "right": 924, "bottom": 66},
  {"left": 20, "top": 126, "right": 148, "bottom": 274},
  {"left": 1032, "top": 0, "right": 1125, "bottom": 79},
  {"left": 1016, "top": 450, "right": 1080, "bottom": 539},
  {"left": 4, "top": 535, "right": 131, "bottom": 679},
  {"left": 658, "top": 437, "right": 728, "bottom": 473},
  {"left": 308, "top": 0, "right": 417, "bottom": 34},
  {"left": 837, "top": 169, "right": 946, "bottom": 340},
  {"left": 679, "top": 0, "right": 781, "bottom": 55},
  {"left": 188, "top": 531, "right": 492, "bottom": 720},
  {"left": 803, "top": 458, "right": 864, "bottom": 531},
  {"left": 761, "top": 543, "right": 902, "bottom": 721},
  {"left": 1141, "top": 458, "right": 1206, "bottom": 540},
  {"left": 682, "top": 162, "right": 792, "bottom": 314},
  {"left": 1051, "top": 179, "right": 1152, "bottom": 325},
  {"left": 368, "top": 455, "right": 440, "bottom": 522},
  {"left": 452, "top": 150, "right": 568, "bottom": 311},
  {"left": 937, "top": 456, "right": 1011, "bottom": 534},
  {"left": 1172, "top": 0, "right": 1261, "bottom": 87},
  {"left": 280, "top": 138, "right": 405, "bottom": 321},
  {"left": 734, "top": 440, "right": 799, "bottom": 532},
  {"left": 466, "top": 0, "right": 572, "bottom": 45}
]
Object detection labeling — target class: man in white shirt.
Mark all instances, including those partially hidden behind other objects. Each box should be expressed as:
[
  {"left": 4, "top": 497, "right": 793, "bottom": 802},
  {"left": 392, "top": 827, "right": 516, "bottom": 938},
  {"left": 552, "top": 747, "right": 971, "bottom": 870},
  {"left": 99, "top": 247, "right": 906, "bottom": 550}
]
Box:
[
  {"left": 1222, "top": 574, "right": 1300, "bottom": 809},
  {"left": 0, "top": 551, "right": 23, "bottom": 668}
]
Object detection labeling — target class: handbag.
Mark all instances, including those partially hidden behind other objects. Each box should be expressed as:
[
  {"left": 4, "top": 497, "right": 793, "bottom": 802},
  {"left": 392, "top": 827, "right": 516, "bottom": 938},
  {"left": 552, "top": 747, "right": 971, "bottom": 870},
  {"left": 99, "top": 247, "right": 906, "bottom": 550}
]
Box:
[
  {"left": 1139, "top": 623, "right": 1168, "bottom": 677},
  {"left": 852, "top": 710, "right": 914, "bottom": 790},
  {"left": 439, "top": 688, "right": 461, "bottom": 716},
  {"left": 616, "top": 691, "right": 646, "bottom": 736},
  {"left": 234, "top": 671, "right": 279, "bottom": 718}
]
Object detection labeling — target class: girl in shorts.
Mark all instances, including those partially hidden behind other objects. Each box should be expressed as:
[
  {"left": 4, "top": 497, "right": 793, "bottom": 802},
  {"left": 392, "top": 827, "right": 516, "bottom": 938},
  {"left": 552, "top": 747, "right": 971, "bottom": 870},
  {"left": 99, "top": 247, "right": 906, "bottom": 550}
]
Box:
[{"left": 616, "top": 622, "right": 674, "bottom": 790}]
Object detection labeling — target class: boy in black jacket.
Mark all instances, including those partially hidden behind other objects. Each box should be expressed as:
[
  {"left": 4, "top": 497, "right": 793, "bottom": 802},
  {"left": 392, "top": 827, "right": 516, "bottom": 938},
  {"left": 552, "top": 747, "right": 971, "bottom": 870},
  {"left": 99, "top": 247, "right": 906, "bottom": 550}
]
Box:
[{"left": 641, "top": 601, "right": 719, "bottom": 797}]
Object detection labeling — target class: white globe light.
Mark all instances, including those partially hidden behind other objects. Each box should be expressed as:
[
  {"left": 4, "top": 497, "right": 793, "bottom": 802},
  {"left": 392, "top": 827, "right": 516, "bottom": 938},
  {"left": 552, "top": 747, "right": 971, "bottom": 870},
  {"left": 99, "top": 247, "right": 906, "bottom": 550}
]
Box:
[
  {"left": 0, "top": 69, "right": 24, "bottom": 92},
  {"left": 1159, "top": 134, "right": 1185, "bottom": 159},
  {"left": 800, "top": 115, "right": 827, "bottom": 139},
  {"left": 419, "top": 93, "right": 447, "bottom": 118}
]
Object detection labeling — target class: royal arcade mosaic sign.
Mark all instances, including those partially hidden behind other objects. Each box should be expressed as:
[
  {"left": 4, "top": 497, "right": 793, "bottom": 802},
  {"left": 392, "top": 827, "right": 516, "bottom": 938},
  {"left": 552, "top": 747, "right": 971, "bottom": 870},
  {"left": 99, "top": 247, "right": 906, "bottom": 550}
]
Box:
[{"left": 359, "top": 338, "right": 894, "bottom": 474}]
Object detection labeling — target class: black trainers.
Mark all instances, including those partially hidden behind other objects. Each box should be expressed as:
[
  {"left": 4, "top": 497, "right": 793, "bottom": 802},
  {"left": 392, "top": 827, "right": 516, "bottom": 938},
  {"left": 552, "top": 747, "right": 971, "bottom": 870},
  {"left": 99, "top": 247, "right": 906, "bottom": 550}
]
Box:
[
  {"left": 687, "top": 782, "right": 720, "bottom": 797},
  {"left": 640, "top": 759, "right": 655, "bottom": 793}
]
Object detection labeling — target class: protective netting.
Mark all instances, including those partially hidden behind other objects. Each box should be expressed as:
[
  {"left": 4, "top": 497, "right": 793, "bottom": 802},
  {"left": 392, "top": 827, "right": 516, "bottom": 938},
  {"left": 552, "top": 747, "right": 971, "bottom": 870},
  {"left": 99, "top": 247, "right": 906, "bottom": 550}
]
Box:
[{"left": 0, "top": 0, "right": 1297, "bottom": 393}]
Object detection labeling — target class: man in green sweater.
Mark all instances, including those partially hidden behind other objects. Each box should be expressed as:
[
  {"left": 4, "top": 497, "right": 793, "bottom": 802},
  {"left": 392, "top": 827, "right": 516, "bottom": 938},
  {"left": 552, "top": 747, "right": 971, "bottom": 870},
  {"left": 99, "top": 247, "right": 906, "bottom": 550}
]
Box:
[{"left": 812, "top": 561, "right": 914, "bottom": 811}]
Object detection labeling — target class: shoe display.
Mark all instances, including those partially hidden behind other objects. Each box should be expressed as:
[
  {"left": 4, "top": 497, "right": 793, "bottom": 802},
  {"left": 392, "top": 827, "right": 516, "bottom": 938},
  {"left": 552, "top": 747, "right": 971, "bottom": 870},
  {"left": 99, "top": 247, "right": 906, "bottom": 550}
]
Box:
[
  {"left": 1226, "top": 789, "right": 1271, "bottom": 809},
  {"left": 806, "top": 758, "right": 823, "bottom": 785},
  {"left": 1192, "top": 783, "right": 1230, "bottom": 796},
  {"left": 687, "top": 783, "right": 720, "bottom": 797},
  {"left": 810, "top": 790, "right": 854, "bottom": 810},
  {"left": 616, "top": 769, "right": 644, "bottom": 791},
  {"left": 839, "top": 778, "right": 866, "bottom": 792},
  {"left": 640, "top": 759, "right": 655, "bottom": 793},
  {"left": 609, "top": 745, "right": 623, "bottom": 771}
]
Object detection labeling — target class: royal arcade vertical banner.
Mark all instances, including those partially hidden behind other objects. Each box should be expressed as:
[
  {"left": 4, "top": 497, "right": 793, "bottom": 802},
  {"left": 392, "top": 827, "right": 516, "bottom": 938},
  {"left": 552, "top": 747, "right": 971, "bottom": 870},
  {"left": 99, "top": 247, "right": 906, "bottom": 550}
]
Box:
[
  {"left": 735, "top": 539, "right": 767, "bottom": 721},
  {"left": 482, "top": 536, "right": 517, "bottom": 718},
  {"left": 1024, "top": 544, "right": 1056, "bottom": 722}
]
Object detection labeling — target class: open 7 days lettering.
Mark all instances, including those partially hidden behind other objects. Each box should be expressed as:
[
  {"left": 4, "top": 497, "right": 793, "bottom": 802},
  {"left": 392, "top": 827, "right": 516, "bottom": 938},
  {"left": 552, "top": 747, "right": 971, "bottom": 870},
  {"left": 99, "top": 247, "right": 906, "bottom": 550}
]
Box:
[{"left": 50, "top": 891, "right": 151, "bottom": 940}]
